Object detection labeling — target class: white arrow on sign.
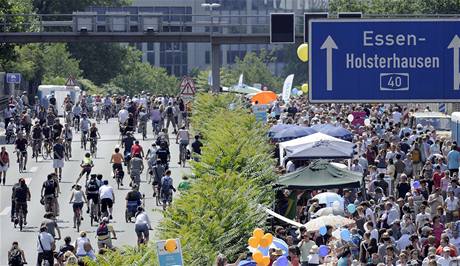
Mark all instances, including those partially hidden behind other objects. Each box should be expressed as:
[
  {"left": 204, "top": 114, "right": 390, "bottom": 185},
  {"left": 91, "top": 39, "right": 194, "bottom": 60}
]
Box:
[
  {"left": 320, "top": 36, "right": 338, "bottom": 91},
  {"left": 448, "top": 35, "right": 460, "bottom": 91}
]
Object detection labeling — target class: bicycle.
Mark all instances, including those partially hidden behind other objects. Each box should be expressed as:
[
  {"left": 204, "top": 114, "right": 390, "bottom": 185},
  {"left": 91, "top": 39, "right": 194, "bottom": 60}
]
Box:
[
  {"left": 73, "top": 116, "right": 80, "bottom": 132},
  {"left": 64, "top": 139, "right": 72, "bottom": 160},
  {"left": 178, "top": 142, "right": 187, "bottom": 167},
  {"left": 32, "top": 139, "right": 42, "bottom": 162},
  {"left": 88, "top": 198, "right": 99, "bottom": 226},
  {"left": 104, "top": 107, "right": 111, "bottom": 123},
  {"left": 42, "top": 139, "right": 52, "bottom": 160},
  {"left": 14, "top": 204, "right": 25, "bottom": 231},
  {"left": 70, "top": 202, "right": 83, "bottom": 232},
  {"left": 17, "top": 150, "right": 26, "bottom": 173},
  {"left": 139, "top": 122, "right": 147, "bottom": 140},
  {"left": 90, "top": 137, "right": 97, "bottom": 158},
  {"left": 115, "top": 168, "right": 124, "bottom": 189},
  {"left": 96, "top": 110, "right": 102, "bottom": 124},
  {"left": 81, "top": 132, "right": 87, "bottom": 150}
]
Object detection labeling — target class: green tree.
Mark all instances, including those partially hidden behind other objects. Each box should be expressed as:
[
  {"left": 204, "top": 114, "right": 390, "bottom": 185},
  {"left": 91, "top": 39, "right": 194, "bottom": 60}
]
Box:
[
  {"left": 41, "top": 43, "right": 82, "bottom": 81},
  {"left": 68, "top": 43, "right": 137, "bottom": 85},
  {"left": 33, "top": 0, "right": 132, "bottom": 14},
  {"left": 194, "top": 68, "right": 237, "bottom": 92},
  {"left": 110, "top": 62, "right": 178, "bottom": 95}
]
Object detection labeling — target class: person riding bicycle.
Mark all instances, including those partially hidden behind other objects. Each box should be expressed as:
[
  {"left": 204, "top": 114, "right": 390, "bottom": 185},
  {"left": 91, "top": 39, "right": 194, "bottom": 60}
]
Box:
[
  {"left": 130, "top": 154, "right": 144, "bottom": 187},
  {"left": 8, "top": 241, "right": 27, "bottom": 266},
  {"left": 176, "top": 125, "right": 190, "bottom": 165},
  {"left": 131, "top": 140, "right": 144, "bottom": 158},
  {"left": 146, "top": 143, "right": 158, "bottom": 184},
  {"left": 85, "top": 174, "right": 100, "bottom": 215},
  {"left": 42, "top": 123, "right": 52, "bottom": 142},
  {"left": 31, "top": 121, "right": 43, "bottom": 158},
  {"left": 99, "top": 180, "right": 115, "bottom": 220},
  {"left": 94, "top": 102, "right": 102, "bottom": 121},
  {"left": 15, "top": 132, "right": 28, "bottom": 171},
  {"left": 161, "top": 169, "right": 176, "bottom": 210},
  {"left": 72, "top": 102, "right": 82, "bottom": 130},
  {"left": 126, "top": 112, "right": 136, "bottom": 133},
  {"left": 76, "top": 153, "right": 94, "bottom": 184},
  {"left": 41, "top": 174, "right": 59, "bottom": 217},
  {"left": 69, "top": 184, "right": 87, "bottom": 229},
  {"left": 156, "top": 142, "right": 170, "bottom": 169},
  {"left": 150, "top": 105, "right": 162, "bottom": 135},
  {"left": 110, "top": 147, "right": 124, "bottom": 184},
  {"left": 156, "top": 128, "right": 170, "bottom": 148},
  {"left": 52, "top": 118, "right": 63, "bottom": 142},
  {"left": 12, "top": 178, "right": 30, "bottom": 225},
  {"left": 152, "top": 158, "right": 165, "bottom": 197},
  {"left": 134, "top": 206, "right": 152, "bottom": 246},
  {"left": 80, "top": 114, "right": 90, "bottom": 148},
  {"left": 89, "top": 122, "right": 100, "bottom": 144},
  {"left": 96, "top": 217, "right": 117, "bottom": 250},
  {"left": 138, "top": 108, "right": 148, "bottom": 132},
  {"left": 61, "top": 123, "right": 73, "bottom": 158}
]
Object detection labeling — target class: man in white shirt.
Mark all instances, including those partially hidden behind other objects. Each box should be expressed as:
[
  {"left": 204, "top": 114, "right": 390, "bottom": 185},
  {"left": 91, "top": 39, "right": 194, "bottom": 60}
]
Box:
[
  {"left": 436, "top": 247, "right": 452, "bottom": 266},
  {"left": 415, "top": 204, "right": 431, "bottom": 229},
  {"left": 445, "top": 190, "right": 460, "bottom": 223},
  {"left": 118, "top": 108, "right": 129, "bottom": 125},
  {"left": 99, "top": 180, "right": 115, "bottom": 220},
  {"left": 365, "top": 221, "right": 379, "bottom": 241},
  {"left": 37, "top": 225, "right": 55, "bottom": 266},
  {"left": 285, "top": 160, "right": 296, "bottom": 173},
  {"left": 396, "top": 233, "right": 411, "bottom": 251}
]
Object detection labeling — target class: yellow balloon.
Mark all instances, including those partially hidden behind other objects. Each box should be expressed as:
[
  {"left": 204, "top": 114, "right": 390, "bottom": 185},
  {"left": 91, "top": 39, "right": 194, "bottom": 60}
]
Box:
[
  {"left": 301, "top": 83, "right": 309, "bottom": 93},
  {"left": 297, "top": 43, "right": 309, "bottom": 62},
  {"left": 252, "top": 251, "right": 263, "bottom": 263},
  {"left": 262, "top": 233, "right": 273, "bottom": 245},
  {"left": 164, "top": 239, "right": 177, "bottom": 253},
  {"left": 262, "top": 256, "right": 271, "bottom": 266},
  {"left": 248, "top": 237, "right": 259, "bottom": 248},
  {"left": 253, "top": 228, "right": 264, "bottom": 240}
]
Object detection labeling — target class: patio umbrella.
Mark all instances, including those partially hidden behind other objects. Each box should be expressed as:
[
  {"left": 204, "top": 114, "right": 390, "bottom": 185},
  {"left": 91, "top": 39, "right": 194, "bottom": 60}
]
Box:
[
  {"left": 304, "top": 215, "right": 355, "bottom": 231},
  {"left": 251, "top": 91, "right": 277, "bottom": 104},
  {"left": 312, "top": 192, "right": 343, "bottom": 208},
  {"left": 268, "top": 124, "right": 296, "bottom": 137},
  {"left": 272, "top": 126, "right": 317, "bottom": 142},
  {"left": 311, "top": 124, "right": 353, "bottom": 141},
  {"left": 313, "top": 207, "right": 345, "bottom": 217}
]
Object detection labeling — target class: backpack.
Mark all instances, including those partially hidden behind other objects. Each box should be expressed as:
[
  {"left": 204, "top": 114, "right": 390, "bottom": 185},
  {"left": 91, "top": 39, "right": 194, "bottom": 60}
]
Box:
[
  {"left": 14, "top": 186, "right": 28, "bottom": 202},
  {"left": 8, "top": 248, "right": 22, "bottom": 265},
  {"left": 43, "top": 180, "right": 56, "bottom": 196},
  {"left": 161, "top": 176, "right": 173, "bottom": 192},
  {"left": 166, "top": 106, "right": 173, "bottom": 116},
  {"left": 86, "top": 179, "right": 99, "bottom": 192},
  {"left": 412, "top": 148, "right": 421, "bottom": 163},
  {"left": 96, "top": 223, "right": 109, "bottom": 236}
]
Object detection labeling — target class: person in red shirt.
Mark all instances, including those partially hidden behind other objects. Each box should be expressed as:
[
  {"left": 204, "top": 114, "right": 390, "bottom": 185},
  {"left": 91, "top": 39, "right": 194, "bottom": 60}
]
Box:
[
  {"left": 432, "top": 165, "right": 444, "bottom": 190},
  {"left": 0, "top": 146, "right": 9, "bottom": 185},
  {"left": 131, "top": 140, "right": 144, "bottom": 158}
]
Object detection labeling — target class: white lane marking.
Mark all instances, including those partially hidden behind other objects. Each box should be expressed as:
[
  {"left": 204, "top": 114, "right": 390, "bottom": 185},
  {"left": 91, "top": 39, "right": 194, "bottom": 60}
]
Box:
[
  {"left": 0, "top": 206, "right": 11, "bottom": 216},
  {"left": 29, "top": 166, "right": 38, "bottom": 173}
]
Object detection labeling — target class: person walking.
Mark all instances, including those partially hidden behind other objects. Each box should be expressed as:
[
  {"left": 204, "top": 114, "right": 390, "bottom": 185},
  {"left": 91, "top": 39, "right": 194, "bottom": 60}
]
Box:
[
  {"left": 0, "top": 146, "right": 10, "bottom": 185},
  {"left": 37, "top": 225, "right": 55, "bottom": 266},
  {"left": 99, "top": 180, "right": 115, "bottom": 220}
]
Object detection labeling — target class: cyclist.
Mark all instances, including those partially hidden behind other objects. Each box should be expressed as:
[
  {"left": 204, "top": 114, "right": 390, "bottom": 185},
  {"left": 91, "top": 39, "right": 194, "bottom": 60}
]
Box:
[
  {"left": 15, "top": 132, "right": 28, "bottom": 171},
  {"left": 0, "top": 146, "right": 10, "bottom": 185},
  {"left": 176, "top": 125, "right": 190, "bottom": 166},
  {"left": 89, "top": 123, "right": 100, "bottom": 151},
  {"left": 96, "top": 217, "right": 117, "bottom": 250},
  {"left": 138, "top": 107, "right": 148, "bottom": 137},
  {"left": 94, "top": 102, "right": 102, "bottom": 122},
  {"left": 52, "top": 118, "right": 63, "bottom": 142},
  {"left": 99, "top": 180, "right": 115, "bottom": 220},
  {"left": 130, "top": 154, "right": 144, "bottom": 188},
  {"left": 53, "top": 138, "right": 65, "bottom": 180},
  {"left": 150, "top": 104, "right": 162, "bottom": 135},
  {"left": 69, "top": 184, "right": 87, "bottom": 228},
  {"left": 61, "top": 123, "right": 73, "bottom": 159},
  {"left": 110, "top": 147, "right": 124, "bottom": 182},
  {"left": 134, "top": 206, "right": 152, "bottom": 246},
  {"left": 146, "top": 143, "right": 158, "bottom": 184},
  {"left": 72, "top": 102, "right": 82, "bottom": 130},
  {"left": 76, "top": 152, "right": 94, "bottom": 184},
  {"left": 156, "top": 142, "right": 170, "bottom": 169},
  {"left": 164, "top": 102, "right": 177, "bottom": 134},
  {"left": 8, "top": 241, "right": 27, "bottom": 266},
  {"left": 12, "top": 178, "right": 30, "bottom": 225},
  {"left": 41, "top": 174, "right": 59, "bottom": 217},
  {"left": 31, "top": 121, "right": 43, "bottom": 158},
  {"left": 80, "top": 114, "right": 90, "bottom": 149},
  {"left": 152, "top": 159, "right": 165, "bottom": 197},
  {"left": 85, "top": 174, "right": 100, "bottom": 216},
  {"left": 122, "top": 132, "right": 135, "bottom": 174},
  {"left": 161, "top": 169, "right": 176, "bottom": 210},
  {"left": 131, "top": 140, "right": 144, "bottom": 158},
  {"left": 126, "top": 112, "right": 136, "bottom": 133}
]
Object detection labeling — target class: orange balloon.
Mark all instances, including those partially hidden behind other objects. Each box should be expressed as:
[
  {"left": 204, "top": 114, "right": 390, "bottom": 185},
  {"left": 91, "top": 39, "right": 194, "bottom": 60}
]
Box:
[
  {"left": 252, "top": 251, "right": 263, "bottom": 263},
  {"left": 259, "top": 237, "right": 270, "bottom": 248},
  {"left": 248, "top": 237, "right": 259, "bottom": 248},
  {"left": 262, "top": 256, "right": 271, "bottom": 266},
  {"left": 262, "top": 233, "right": 273, "bottom": 245},
  {"left": 253, "top": 228, "right": 264, "bottom": 240}
]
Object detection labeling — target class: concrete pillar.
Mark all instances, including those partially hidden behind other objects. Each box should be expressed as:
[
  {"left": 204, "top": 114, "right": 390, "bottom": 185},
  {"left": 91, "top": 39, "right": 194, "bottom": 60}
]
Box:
[{"left": 211, "top": 42, "right": 221, "bottom": 92}]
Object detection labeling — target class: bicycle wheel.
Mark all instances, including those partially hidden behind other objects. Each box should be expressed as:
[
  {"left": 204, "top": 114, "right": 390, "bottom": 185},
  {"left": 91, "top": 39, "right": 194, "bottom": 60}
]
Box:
[{"left": 19, "top": 212, "right": 23, "bottom": 231}]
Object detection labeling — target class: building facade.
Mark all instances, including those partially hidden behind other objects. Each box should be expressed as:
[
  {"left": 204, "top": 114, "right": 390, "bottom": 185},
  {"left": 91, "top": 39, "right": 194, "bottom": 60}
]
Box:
[{"left": 88, "top": 0, "right": 328, "bottom": 77}]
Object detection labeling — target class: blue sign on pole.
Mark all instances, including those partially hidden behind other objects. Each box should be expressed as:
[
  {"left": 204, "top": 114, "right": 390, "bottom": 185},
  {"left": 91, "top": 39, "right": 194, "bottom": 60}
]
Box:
[
  {"left": 156, "top": 239, "right": 183, "bottom": 266},
  {"left": 309, "top": 19, "right": 460, "bottom": 102},
  {"left": 6, "top": 73, "right": 21, "bottom": 84}
]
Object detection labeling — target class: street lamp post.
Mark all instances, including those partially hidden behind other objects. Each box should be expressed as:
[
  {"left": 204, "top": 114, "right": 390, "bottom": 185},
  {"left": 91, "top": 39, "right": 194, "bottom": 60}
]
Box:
[{"left": 201, "top": 2, "right": 221, "bottom": 93}]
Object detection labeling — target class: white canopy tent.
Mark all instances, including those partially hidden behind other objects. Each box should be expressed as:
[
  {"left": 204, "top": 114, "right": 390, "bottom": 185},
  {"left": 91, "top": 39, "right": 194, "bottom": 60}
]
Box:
[{"left": 279, "top": 132, "right": 355, "bottom": 165}]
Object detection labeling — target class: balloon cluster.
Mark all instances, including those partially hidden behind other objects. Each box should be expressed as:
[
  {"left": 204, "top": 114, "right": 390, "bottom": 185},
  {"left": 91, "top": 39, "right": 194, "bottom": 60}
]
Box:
[
  {"left": 301, "top": 84, "right": 309, "bottom": 94},
  {"left": 248, "top": 228, "right": 273, "bottom": 266},
  {"left": 292, "top": 88, "right": 303, "bottom": 97},
  {"left": 164, "top": 239, "right": 177, "bottom": 253}
]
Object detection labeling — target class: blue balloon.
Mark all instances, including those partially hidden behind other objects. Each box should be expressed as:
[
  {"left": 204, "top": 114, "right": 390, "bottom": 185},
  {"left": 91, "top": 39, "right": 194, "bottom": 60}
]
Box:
[
  {"left": 319, "top": 245, "right": 329, "bottom": 257},
  {"left": 340, "top": 229, "right": 351, "bottom": 241},
  {"left": 276, "top": 256, "right": 289, "bottom": 266},
  {"left": 292, "top": 88, "right": 299, "bottom": 95},
  {"left": 347, "top": 203, "right": 356, "bottom": 214},
  {"left": 413, "top": 180, "right": 421, "bottom": 189},
  {"left": 319, "top": 226, "right": 327, "bottom": 236}
]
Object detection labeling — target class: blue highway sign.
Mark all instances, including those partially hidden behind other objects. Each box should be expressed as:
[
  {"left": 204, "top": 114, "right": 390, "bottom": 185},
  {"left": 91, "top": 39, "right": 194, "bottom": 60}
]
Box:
[
  {"left": 309, "top": 19, "right": 460, "bottom": 102},
  {"left": 6, "top": 73, "right": 21, "bottom": 84}
]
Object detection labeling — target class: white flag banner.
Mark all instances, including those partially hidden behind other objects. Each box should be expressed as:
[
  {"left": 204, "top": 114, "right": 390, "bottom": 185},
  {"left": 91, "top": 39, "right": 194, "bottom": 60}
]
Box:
[
  {"left": 282, "top": 74, "right": 295, "bottom": 103},
  {"left": 207, "top": 71, "right": 213, "bottom": 86},
  {"left": 238, "top": 74, "right": 243, "bottom": 87}
]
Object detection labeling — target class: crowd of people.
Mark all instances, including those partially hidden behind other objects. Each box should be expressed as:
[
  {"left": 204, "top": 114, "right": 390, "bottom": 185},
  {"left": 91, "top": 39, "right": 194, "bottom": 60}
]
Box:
[
  {"left": 4, "top": 92, "right": 199, "bottom": 265},
  {"left": 238, "top": 97, "right": 460, "bottom": 266}
]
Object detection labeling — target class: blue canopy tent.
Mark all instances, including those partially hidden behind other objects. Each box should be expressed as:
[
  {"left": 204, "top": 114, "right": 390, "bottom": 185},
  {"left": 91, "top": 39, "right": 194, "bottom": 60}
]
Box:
[
  {"left": 268, "top": 124, "right": 296, "bottom": 138},
  {"left": 272, "top": 126, "right": 317, "bottom": 142},
  {"left": 311, "top": 124, "right": 353, "bottom": 141}
]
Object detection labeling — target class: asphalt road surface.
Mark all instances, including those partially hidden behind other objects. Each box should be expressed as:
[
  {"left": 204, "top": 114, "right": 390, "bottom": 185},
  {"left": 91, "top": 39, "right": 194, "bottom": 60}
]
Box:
[{"left": 0, "top": 118, "right": 190, "bottom": 264}]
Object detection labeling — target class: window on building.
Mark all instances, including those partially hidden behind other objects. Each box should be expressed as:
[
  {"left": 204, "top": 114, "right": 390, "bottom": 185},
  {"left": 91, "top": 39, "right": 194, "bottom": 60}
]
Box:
[
  {"left": 147, "top": 42, "right": 154, "bottom": 51},
  {"left": 147, "top": 52, "right": 155, "bottom": 65},
  {"left": 205, "top": 51, "right": 210, "bottom": 64}
]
